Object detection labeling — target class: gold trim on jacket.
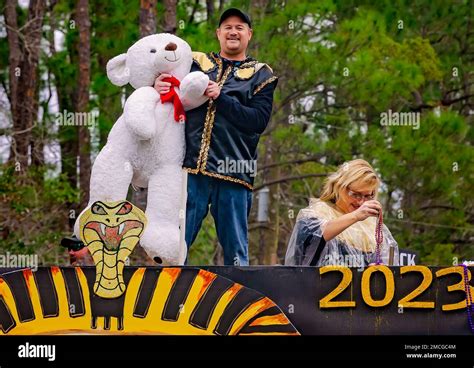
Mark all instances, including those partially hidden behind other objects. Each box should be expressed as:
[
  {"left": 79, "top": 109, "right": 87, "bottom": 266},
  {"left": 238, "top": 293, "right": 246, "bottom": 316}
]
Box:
[
  {"left": 254, "top": 76, "right": 278, "bottom": 95},
  {"left": 185, "top": 53, "right": 276, "bottom": 190}
]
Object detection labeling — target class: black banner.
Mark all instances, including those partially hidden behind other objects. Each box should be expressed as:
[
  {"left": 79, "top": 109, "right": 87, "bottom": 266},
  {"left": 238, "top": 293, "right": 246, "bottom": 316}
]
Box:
[{"left": 1, "top": 265, "right": 472, "bottom": 335}]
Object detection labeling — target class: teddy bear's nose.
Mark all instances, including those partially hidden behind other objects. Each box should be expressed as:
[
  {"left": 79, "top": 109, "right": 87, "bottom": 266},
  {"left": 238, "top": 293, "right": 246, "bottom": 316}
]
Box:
[{"left": 165, "top": 42, "right": 177, "bottom": 51}]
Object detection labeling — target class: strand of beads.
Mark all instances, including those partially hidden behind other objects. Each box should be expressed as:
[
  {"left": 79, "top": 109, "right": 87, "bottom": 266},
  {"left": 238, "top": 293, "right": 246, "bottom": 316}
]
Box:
[
  {"left": 375, "top": 210, "right": 384, "bottom": 265},
  {"left": 462, "top": 262, "right": 474, "bottom": 334}
]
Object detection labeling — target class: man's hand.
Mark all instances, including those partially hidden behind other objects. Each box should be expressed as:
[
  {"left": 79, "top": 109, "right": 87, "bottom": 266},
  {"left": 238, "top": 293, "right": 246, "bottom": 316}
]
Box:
[
  {"left": 205, "top": 81, "right": 221, "bottom": 100},
  {"left": 69, "top": 247, "right": 94, "bottom": 266},
  {"left": 154, "top": 73, "right": 172, "bottom": 94}
]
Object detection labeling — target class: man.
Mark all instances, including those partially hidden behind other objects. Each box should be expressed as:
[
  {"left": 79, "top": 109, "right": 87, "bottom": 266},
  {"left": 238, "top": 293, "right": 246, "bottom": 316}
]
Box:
[{"left": 155, "top": 8, "right": 278, "bottom": 265}]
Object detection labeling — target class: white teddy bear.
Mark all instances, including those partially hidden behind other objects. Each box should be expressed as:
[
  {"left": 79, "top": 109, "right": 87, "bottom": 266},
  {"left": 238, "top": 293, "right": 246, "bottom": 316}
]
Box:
[{"left": 74, "top": 33, "right": 209, "bottom": 265}]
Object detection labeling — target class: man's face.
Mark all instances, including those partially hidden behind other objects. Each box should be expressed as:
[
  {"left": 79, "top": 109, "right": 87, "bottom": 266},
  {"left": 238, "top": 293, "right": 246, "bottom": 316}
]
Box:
[{"left": 216, "top": 16, "right": 253, "bottom": 56}]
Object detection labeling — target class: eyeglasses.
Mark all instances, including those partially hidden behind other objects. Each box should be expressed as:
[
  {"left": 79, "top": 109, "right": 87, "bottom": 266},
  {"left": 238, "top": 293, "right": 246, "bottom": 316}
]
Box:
[{"left": 347, "top": 188, "right": 375, "bottom": 201}]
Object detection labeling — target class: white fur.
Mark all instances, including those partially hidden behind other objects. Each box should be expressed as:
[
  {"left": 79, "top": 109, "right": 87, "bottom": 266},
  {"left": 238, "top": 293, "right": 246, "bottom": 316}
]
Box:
[{"left": 74, "top": 33, "right": 209, "bottom": 265}]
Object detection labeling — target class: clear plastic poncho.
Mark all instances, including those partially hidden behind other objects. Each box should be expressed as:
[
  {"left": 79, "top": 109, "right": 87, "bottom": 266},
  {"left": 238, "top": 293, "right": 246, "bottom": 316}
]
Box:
[{"left": 285, "top": 198, "right": 399, "bottom": 267}]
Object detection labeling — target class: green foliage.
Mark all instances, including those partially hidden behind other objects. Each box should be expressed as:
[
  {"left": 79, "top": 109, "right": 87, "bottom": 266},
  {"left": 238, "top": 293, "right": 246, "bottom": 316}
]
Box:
[
  {"left": 187, "top": 215, "right": 218, "bottom": 265},
  {"left": 0, "top": 0, "right": 471, "bottom": 266},
  {"left": 421, "top": 243, "right": 457, "bottom": 266},
  {"left": 246, "top": 0, "right": 472, "bottom": 264},
  {"left": 0, "top": 165, "right": 78, "bottom": 264}
]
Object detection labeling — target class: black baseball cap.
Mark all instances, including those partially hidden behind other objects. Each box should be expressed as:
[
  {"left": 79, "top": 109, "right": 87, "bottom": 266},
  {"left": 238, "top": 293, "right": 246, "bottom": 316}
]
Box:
[{"left": 218, "top": 8, "right": 252, "bottom": 28}]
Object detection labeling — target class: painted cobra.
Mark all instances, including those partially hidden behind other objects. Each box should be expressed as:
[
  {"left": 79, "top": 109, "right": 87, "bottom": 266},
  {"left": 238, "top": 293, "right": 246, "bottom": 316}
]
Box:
[{"left": 79, "top": 201, "right": 147, "bottom": 299}]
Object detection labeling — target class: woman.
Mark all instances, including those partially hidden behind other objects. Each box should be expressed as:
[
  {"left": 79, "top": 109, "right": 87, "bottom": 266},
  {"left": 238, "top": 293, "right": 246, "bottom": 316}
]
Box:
[{"left": 285, "top": 159, "right": 399, "bottom": 267}]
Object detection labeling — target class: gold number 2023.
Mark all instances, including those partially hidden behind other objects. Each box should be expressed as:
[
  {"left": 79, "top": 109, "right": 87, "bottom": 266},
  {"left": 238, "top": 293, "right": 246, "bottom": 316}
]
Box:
[{"left": 319, "top": 265, "right": 473, "bottom": 309}]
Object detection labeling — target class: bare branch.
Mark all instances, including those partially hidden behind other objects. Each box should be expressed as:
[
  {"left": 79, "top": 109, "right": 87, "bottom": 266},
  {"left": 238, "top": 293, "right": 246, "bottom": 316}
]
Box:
[
  {"left": 258, "top": 155, "right": 324, "bottom": 172},
  {"left": 254, "top": 173, "right": 327, "bottom": 191}
]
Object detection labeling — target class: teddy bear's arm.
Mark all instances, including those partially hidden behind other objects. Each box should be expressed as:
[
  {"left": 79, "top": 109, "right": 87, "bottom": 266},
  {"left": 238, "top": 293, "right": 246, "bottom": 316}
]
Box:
[
  {"left": 178, "top": 71, "right": 210, "bottom": 111},
  {"left": 124, "top": 86, "right": 160, "bottom": 140}
]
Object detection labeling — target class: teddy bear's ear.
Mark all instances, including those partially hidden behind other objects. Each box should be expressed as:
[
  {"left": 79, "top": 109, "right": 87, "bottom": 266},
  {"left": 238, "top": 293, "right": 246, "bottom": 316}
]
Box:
[{"left": 106, "top": 53, "right": 130, "bottom": 86}]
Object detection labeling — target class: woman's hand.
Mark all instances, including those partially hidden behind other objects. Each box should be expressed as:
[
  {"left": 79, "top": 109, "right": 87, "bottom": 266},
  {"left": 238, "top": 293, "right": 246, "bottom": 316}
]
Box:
[
  {"left": 352, "top": 200, "right": 382, "bottom": 221},
  {"left": 323, "top": 200, "right": 382, "bottom": 241}
]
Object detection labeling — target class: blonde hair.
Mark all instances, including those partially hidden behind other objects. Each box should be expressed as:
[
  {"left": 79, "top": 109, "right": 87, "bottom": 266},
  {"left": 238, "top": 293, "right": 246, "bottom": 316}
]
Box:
[{"left": 320, "top": 159, "right": 380, "bottom": 203}]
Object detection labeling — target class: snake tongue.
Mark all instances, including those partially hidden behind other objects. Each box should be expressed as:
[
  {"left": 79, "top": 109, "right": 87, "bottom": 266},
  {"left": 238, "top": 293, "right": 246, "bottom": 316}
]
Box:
[{"left": 104, "top": 225, "right": 121, "bottom": 248}]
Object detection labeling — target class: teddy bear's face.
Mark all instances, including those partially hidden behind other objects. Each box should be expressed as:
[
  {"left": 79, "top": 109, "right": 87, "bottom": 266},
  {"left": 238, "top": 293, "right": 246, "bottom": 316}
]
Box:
[{"left": 107, "top": 33, "right": 193, "bottom": 89}]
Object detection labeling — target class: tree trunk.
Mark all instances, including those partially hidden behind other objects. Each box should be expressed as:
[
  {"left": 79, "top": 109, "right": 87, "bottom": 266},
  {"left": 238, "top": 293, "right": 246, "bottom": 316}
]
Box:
[
  {"left": 5, "top": 0, "right": 46, "bottom": 171},
  {"left": 47, "top": 3, "right": 79, "bottom": 190},
  {"left": 30, "top": 93, "right": 43, "bottom": 167},
  {"left": 75, "top": 0, "right": 92, "bottom": 209},
  {"left": 257, "top": 136, "right": 274, "bottom": 264},
  {"left": 139, "top": 0, "right": 157, "bottom": 37},
  {"left": 264, "top": 166, "right": 281, "bottom": 264},
  {"left": 206, "top": 0, "right": 215, "bottom": 22},
  {"left": 163, "top": 0, "right": 177, "bottom": 34},
  {"left": 93, "top": 2, "right": 126, "bottom": 148},
  {"left": 97, "top": 55, "right": 124, "bottom": 148},
  {"left": 4, "top": 0, "right": 21, "bottom": 153},
  {"left": 213, "top": 242, "right": 224, "bottom": 266}
]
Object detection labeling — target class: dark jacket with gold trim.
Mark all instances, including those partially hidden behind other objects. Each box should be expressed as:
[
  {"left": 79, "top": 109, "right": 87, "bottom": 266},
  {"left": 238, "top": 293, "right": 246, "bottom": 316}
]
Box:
[{"left": 183, "top": 52, "right": 278, "bottom": 190}]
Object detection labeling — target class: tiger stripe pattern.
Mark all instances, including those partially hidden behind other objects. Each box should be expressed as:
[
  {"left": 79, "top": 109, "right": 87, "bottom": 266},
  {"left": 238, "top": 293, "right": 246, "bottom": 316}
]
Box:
[{"left": 0, "top": 267, "right": 299, "bottom": 335}]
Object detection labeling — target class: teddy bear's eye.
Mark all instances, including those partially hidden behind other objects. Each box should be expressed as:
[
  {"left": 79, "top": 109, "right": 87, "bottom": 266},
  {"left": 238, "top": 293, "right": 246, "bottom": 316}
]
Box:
[{"left": 150, "top": 48, "right": 156, "bottom": 53}]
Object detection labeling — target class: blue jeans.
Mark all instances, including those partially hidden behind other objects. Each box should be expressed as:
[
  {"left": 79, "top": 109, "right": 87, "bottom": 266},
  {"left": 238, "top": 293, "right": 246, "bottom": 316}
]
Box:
[{"left": 185, "top": 173, "right": 252, "bottom": 266}]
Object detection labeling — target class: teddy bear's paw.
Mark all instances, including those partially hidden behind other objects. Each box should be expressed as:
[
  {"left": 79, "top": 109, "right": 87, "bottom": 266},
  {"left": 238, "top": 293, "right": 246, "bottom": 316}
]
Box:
[
  {"left": 123, "top": 87, "right": 160, "bottom": 140},
  {"left": 124, "top": 115, "right": 155, "bottom": 140},
  {"left": 135, "top": 128, "right": 154, "bottom": 141},
  {"left": 180, "top": 71, "right": 209, "bottom": 98},
  {"left": 190, "top": 71, "right": 210, "bottom": 91},
  {"left": 140, "top": 225, "right": 182, "bottom": 265}
]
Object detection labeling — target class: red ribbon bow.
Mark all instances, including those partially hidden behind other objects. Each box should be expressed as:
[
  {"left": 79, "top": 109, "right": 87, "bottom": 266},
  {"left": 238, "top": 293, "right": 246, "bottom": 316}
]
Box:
[{"left": 160, "top": 76, "right": 186, "bottom": 123}]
